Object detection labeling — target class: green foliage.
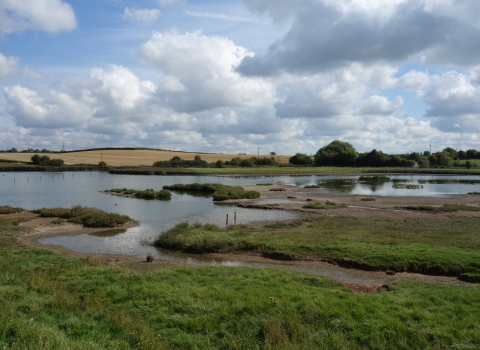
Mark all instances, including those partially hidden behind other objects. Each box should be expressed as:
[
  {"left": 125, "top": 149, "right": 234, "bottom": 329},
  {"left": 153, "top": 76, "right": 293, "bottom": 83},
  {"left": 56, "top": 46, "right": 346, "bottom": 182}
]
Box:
[
  {"left": 289, "top": 153, "right": 313, "bottom": 165},
  {"left": 215, "top": 160, "right": 224, "bottom": 168},
  {"left": 459, "top": 272, "right": 480, "bottom": 283},
  {"left": 304, "top": 184, "right": 321, "bottom": 188},
  {"left": 98, "top": 161, "right": 107, "bottom": 166},
  {"left": 163, "top": 183, "right": 260, "bottom": 201},
  {"left": 355, "top": 149, "right": 388, "bottom": 167},
  {"left": 314, "top": 140, "right": 358, "bottom": 167},
  {"left": 153, "top": 156, "right": 209, "bottom": 168},
  {"left": 303, "top": 201, "right": 347, "bottom": 209},
  {"left": 361, "top": 197, "right": 376, "bottom": 201},
  {"left": 32, "top": 205, "right": 131, "bottom": 228},
  {"left": 0, "top": 205, "right": 24, "bottom": 214},
  {"left": 239, "top": 159, "right": 255, "bottom": 167},
  {"left": 269, "top": 188, "right": 286, "bottom": 191},
  {"left": 31, "top": 154, "right": 64, "bottom": 166}
]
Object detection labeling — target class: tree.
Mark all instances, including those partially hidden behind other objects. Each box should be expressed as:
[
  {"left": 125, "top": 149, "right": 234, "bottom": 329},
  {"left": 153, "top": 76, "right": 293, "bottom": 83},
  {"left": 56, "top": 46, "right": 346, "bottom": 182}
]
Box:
[
  {"left": 416, "top": 156, "right": 430, "bottom": 168},
  {"left": 355, "top": 149, "right": 388, "bottom": 167},
  {"left": 98, "top": 161, "right": 107, "bottom": 167},
  {"left": 215, "top": 160, "right": 224, "bottom": 168},
  {"left": 443, "top": 147, "right": 458, "bottom": 159},
  {"left": 457, "top": 150, "right": 467, "bottom": 160},
  {"left": 289, "top": 153, "right": 313, "bottom": 165},
  {"left": 31, "top": 154, "right": 41, "bottom": 165},
  {"left": 314, "top": 140, "right": 358, "bottom": 167},
  {"left": 194, "top": 155, "right": 202, "bottom": 161},
  {"left": 466, "top": 149, "right": 478, "bottom": 159}
]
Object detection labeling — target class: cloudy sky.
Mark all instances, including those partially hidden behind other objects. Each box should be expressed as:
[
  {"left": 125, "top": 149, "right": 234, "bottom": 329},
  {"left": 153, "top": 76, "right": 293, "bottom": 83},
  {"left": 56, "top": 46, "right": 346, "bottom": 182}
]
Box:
[{"left": 1, "top": 0, "right": 480, "bottom": 155}]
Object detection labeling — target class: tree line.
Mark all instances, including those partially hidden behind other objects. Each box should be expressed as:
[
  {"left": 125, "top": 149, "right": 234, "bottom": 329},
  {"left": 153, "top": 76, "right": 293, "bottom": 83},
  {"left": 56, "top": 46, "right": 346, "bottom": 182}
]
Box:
[{"left": 290, "top": 140, "right": 480, "bottom": 168}]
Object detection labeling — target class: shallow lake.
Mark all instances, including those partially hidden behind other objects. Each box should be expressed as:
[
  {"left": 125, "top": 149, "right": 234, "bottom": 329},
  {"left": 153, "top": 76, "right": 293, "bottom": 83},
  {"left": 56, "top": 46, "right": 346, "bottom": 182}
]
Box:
[{"left": 1, "top": 171, "right": 479, "bottom": 266}]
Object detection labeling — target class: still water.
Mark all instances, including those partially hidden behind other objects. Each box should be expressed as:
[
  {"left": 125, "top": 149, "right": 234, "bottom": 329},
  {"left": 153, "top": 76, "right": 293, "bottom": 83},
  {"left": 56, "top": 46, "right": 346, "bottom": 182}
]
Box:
[{"left": 1, "top": 172, "right": 479, "bottom": 264}]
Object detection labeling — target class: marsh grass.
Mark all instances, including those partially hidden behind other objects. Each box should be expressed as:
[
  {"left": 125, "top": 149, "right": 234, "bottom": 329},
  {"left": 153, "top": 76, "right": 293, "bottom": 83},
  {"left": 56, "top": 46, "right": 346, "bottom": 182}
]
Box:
[
  {"left": 32, "top": 206, "right": 131, "bottom": 228},
  {"left": 303, "top": 201, "right": 347, "bottom": 209},
  {"left": 304, "top": 184, "right": 321, "bottom": 188},
  {"left": 358, "top": 176, "right": 390, "bottom": 183},
  {"left": 0, "top": 205, "right": 24, "bottom": 214},
  {"left": 269, "top": 188, "right": 286, "bottom": 192},
  {"left": 155, "top": 216, "right": 480, "bottom": 277},
  {"left": 361, "top": 197, "right": 376, "bottom": 201},
  {"left": 107, "top": 188, "right": 171, "bottom": 200},
  {"left": 163, "top": 183, "right": 260, "bottom": 201},
  {"left": 1, "top": 221, "right": 480, "bottom": 348}
]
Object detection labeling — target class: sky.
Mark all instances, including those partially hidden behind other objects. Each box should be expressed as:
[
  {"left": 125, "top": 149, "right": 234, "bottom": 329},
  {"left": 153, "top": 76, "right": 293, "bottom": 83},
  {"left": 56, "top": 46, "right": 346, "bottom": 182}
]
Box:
[{"left": 1, "top": 0, "right": 480, "bottom": 155}]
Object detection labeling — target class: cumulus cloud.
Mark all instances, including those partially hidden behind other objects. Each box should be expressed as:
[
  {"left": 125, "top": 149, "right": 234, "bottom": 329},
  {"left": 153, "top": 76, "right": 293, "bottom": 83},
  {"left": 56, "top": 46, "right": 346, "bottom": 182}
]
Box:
[
  {"left": 123, "top": 7, "right": 160, "bottom": 23},
  {"left": 138, "top": 30, "right": 275, "bottom": 113},
  {"left": 355, "top": 96, "right": 404, "bottom": 116},
  {"left": 0, "top": 0, "right": 77, "bottom": 35},
  {"left": 0, "top": 53, "right": 19, "bottom": 77},
  {"left": 238, "top": 0, "right": 480, "bottom": 76}
]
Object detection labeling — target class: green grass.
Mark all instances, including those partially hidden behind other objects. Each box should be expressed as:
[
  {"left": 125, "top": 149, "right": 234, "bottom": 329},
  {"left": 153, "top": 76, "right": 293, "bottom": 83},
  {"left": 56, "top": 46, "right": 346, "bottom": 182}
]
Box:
[
  {"left": 32, "top": 206, "right": 132, "bottom": 228},
  {"left": 403, "top": 204, "right": 480, "bottom": 212},
  {"left": 304, "top": 185, "right": 321, "bottom": 188},
  {"left": 163, "top": 183, "right": 260, "bottom": 201},
  {"left": 303, "top": 201, "right": 347, "bottom": 209},
  {"left": 0, "top": 205, "right": 24, "bottom": 214},
  {"left": 1, "top": 231, "right": 480, "bottom": 349},
  {"left": 269, "top": 188, "right": 286, "bottom": 192},
  {"left": 361, "top": 197, "right": 376, "bottom": 201},
  {"left": 155, "top": 216, "right": 480, "bottom": 277},
  {"left": 256, "top": 183, "right": 273, "bottom": 186}
]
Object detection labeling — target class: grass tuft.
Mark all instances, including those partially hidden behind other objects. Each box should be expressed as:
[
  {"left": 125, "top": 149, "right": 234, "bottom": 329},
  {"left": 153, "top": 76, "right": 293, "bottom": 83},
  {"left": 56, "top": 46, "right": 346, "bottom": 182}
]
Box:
[
  {"left": 163, "top": 183, "right": 260, "bottom": 201},
  {"left": 0, "top": 205, "right": 24, "bottom": 214}
]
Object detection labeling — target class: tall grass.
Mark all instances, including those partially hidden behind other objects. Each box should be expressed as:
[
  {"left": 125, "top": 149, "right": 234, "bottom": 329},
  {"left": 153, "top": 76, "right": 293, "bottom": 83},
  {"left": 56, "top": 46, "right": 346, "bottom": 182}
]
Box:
[
  {"left": 0, "top": 205, "right": 24, "bottom": 214},
  {"left": 32, "top": 205, "right": 131, "bottom": 228}
]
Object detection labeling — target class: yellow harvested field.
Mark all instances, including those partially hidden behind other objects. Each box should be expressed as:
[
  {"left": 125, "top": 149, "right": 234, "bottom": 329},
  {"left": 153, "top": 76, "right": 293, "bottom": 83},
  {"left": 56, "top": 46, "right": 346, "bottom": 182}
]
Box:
[{"left": 0, "top": 150, "right": 292, "bottom": 166}]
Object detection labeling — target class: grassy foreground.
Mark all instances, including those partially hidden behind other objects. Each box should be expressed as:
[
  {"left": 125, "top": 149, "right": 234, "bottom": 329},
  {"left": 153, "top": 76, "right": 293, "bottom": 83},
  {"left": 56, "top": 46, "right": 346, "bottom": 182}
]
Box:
[
  {"left": 1, "top": 228, "right": 480, "bottom": 349},
  {"left": 155, "top": 217, "right": 480, "bottom": 278}
]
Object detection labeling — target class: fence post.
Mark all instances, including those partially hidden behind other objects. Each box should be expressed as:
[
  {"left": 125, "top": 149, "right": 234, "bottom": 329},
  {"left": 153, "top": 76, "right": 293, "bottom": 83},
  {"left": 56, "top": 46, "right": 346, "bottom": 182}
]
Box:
[{"left": 226, "top": 214, "right": 229, "bottom": 227}]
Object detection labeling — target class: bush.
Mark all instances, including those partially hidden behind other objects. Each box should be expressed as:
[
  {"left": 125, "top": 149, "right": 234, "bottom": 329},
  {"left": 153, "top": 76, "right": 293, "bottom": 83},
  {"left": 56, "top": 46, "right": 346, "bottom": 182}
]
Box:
[
  {"left": 289, "top": 153, "right": 313, "bottom": 165},
  {"left": 304, "top": 185, "right": 321, "bottom": 188},
  {"left": 31, "top": 154, "right": 64, "bottom": 166},
  {"left": 0, "top": 205, "right": 24, "bottom": 214},
  {"left": 269, "top": 188, "right": 286, "bottom": 192},
  {"left": 98, "top": 161, "right": 107, "bottom": 166},
  {"left": 361, "top": 197, "right": 376, "bottom": 201}
]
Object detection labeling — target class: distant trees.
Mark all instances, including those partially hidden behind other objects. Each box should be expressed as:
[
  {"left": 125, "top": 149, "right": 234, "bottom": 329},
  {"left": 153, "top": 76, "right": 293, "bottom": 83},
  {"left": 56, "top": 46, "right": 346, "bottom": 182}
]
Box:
[
  {"left": 314, "top": 141, "right": 358, "bottom": 167},
  {"left": 31, "top": 154, "right": 64, "bottom": 166},
  {"left": 289, "top": 153, "right": 313, "bottom": 165}
]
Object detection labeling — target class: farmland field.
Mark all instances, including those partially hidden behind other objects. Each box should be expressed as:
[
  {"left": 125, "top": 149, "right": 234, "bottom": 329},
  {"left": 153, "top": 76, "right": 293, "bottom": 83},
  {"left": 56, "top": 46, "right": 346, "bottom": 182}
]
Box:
[{"left": 0, "top": 149, "right": 292, "bottom": 166}]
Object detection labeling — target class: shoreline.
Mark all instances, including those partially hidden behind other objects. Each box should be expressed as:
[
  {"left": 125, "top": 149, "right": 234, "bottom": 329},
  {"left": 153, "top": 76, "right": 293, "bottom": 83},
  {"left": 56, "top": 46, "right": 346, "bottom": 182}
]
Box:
[{"left": 5, "top": 181, "right": 480, "bottom": 290}]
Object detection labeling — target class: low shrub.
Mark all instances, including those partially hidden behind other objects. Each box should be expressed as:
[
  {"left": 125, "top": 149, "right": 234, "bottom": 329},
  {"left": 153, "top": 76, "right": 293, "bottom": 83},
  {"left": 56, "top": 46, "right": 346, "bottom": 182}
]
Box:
[
  {"left": 359, "top": 176, "right": 390, "bottom": 182},
  {"left": 304, "top": 185, "right": 321, "bottom": 188},
  {"left": 106, "top": 188, "right": 171, "bottom": 200},
  {"left": 269, "top": 188, "right": 286, "bottom": 192},
  {"left": 256, "top": 183, "right": 273, "bottom": 186},
  {"left": 146, "top": 253, "right": 154, "bottom": 262},
  {"left": 32, "top": 205, "right": 131, "bottom": 228},
  {"left": 403, "top": 204, "right": 480, "bottom": 212},
  {"left": 361, "top": 197, "right": 376, "bottom": 201},
  {"left": 0, "top": 205, "right": 24, "bottom": 214}
]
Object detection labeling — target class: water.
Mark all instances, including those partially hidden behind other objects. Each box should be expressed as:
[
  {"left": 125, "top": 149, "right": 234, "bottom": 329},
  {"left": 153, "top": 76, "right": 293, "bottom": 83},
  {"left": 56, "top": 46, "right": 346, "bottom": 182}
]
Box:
[{"left": 1, "top": 171, "right": 479, "bottom": 262}]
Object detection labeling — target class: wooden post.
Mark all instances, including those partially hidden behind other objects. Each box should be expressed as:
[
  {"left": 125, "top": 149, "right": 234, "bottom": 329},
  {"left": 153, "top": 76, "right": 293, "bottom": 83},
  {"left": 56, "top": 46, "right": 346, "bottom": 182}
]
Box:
[
  {"left": 234, "top": 212, "right": 236, "bottom": 225},
  {"left": 226, "top": 214, "right": 229, "bottom": 226}
]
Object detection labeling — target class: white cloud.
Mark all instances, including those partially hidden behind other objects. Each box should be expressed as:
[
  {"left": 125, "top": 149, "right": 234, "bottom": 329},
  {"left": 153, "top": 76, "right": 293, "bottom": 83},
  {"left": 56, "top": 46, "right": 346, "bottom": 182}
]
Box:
[
  {"left": 138, "top": 30, "right": 275, "bottom": 113},
  {"left": 398, "top": 70, "right": 431, "bottom": 90},
  {"left": 0, "top": 0, "right": 77, "bottom": 35},
  {"left": 356, "top": 95, "right": 404, "bottom": 116},
  {"left": 157, "top": 0, "right": 183, "bottom": 6},
  {"left": 185, "top": 11, "right": 260, "bottom": 23},
  {"left": 0, "top": 52, "right": 19, "bottom": 77},
  {"left": 123, "top": 7, "right": 160, "bottom": 23}
]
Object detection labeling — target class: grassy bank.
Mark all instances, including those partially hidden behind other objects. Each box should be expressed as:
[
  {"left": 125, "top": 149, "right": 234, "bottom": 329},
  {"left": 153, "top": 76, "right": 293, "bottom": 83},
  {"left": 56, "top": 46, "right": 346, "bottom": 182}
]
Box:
[
  {"left": 1, "top": 227, "right": 480, "bottom": 348},
  {"left": 163, "top": 183, "right": 260, "bottom": 201},
  {"left": 105, "top": 188, "right": 172, "bottom": 200},
  {"left": 155, "top": 216, "right": 480, "bottom": 277},
  {"left": 32, "top": 206, "right": 131, "bottom": 228}
]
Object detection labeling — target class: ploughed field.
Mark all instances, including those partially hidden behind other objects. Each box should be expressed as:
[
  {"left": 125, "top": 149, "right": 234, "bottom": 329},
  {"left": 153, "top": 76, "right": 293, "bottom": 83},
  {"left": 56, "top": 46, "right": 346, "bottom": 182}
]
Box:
[{"left": 0, "top": 149, "right": 291, "bottom": 166}]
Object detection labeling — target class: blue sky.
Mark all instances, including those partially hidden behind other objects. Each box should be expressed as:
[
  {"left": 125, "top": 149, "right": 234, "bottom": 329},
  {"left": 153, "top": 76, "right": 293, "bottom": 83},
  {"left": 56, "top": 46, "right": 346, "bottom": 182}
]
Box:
[{"left": 1, "top": 0, "right": 480, "bottom": 154}]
